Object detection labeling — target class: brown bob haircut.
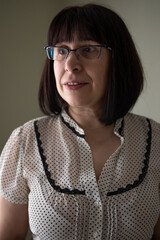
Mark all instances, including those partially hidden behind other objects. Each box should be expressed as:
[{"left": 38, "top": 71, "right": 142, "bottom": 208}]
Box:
[{"left": 39, "top": 4, "right": 144, "bottom": 125}]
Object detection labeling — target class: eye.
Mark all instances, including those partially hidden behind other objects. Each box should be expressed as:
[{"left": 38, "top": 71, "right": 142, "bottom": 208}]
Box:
[
  {"left": 82, "top": 46, "right": 96, "bottom": 53},
  {"left": 57, "top": 48, "right": 67, "bottom": 55}
]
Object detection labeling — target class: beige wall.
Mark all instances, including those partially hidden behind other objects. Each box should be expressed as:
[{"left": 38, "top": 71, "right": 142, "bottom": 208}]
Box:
[{"left": 0, "top": 0, "right": 160, "bottom": 152}]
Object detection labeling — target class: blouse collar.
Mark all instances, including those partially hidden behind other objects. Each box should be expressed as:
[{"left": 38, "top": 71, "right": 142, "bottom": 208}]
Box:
[{"left": 61, "top": 110, "right": 124, "bottom": 138}]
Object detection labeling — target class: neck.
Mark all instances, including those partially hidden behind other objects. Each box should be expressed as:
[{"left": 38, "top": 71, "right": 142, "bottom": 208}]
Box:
[
  {"left": 68, "top": 106, "right": 112, "bottom": 131},
  {"left": 67, "top": 107, "right": 115, "bottom": 143}
]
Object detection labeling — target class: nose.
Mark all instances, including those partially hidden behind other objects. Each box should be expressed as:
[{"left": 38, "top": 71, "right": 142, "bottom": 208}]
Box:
[{"left": 65, "top": 52, "right": 82, "bottom": 73}]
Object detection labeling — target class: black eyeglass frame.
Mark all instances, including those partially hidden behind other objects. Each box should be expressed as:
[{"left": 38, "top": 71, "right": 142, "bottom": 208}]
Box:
[{"left": 44, "top": 44, "right": 112, "bottom": 61}]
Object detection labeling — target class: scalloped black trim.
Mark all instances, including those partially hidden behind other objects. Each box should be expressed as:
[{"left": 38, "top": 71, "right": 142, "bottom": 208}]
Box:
[
  {"left": 107, "top": 118, "right": 152, "bottom": 196},
  {"left": 34, "top": 117, "right": 151, "bottom": 197},
  {"left": 60, "top": 115, "right": 85, "bottom": 138},
  {"left": 34, "top": 120, "right": 85, "bottom": 195}
]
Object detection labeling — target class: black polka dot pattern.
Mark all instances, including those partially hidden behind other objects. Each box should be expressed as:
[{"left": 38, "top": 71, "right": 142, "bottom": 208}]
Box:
[{"left": 0, "top": 111, "right": 160, "bottom": 240}]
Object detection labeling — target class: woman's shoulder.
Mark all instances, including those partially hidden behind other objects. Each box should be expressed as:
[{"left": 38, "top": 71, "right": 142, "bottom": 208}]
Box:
[
  {"left": 18, "top": 114, "right": 57, "bottom": 131},
  {"left": 23, "top": 114, "right": 56, "bottom": 126},
  {"left": 124, "top": 112, "right": 160, "bottom": 140},
  {"left": 125, "top": 112, "right": 160, "bottom": 127},
  {"left": 8, "top": 114, "right": 58, "bottom": 144}
]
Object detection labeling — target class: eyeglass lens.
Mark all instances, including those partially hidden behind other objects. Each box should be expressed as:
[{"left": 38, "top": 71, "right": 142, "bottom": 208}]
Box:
[{"left": 45, "top": 45, "right": 109, "bottom": 61}]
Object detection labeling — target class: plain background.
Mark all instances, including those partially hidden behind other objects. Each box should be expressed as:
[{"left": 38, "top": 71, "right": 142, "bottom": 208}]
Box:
[{"left": 0, "top": 0, "right": 160, "bottom": 154}]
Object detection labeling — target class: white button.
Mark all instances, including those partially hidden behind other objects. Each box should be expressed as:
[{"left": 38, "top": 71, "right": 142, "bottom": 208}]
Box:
[
  {"left": 94, "top": 200, "right": 101, "bottom": 207},
  {"left": 93, "top": 231, "right": 98, "bottom": 238}
]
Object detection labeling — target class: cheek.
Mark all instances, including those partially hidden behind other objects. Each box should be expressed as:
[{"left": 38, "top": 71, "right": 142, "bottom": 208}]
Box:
[
  {"left": 53, "top": 63, "right": 67, "bottom": 101},
  {"left": 93, "top": 63, "right": 109, "bottom": 86},
  {"left": 53, "top": 62, "right": 63, "bottom": 89},
  {"left": 53, "top": 62, "right": 59, "bottom": 81}
]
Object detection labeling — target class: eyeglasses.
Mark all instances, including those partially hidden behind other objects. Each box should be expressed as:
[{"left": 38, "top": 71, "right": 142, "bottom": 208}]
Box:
[{"left": 44, "top": 45, "right": 112, "bottom": 61}]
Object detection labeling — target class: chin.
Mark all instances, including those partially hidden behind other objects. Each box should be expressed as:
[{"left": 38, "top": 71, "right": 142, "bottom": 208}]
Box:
[
  {"left": 65, "top": 98, "right": 88, "bottom": 108},
  {"left": 68, "top": 103, "right": 86, "bottom": 108}
]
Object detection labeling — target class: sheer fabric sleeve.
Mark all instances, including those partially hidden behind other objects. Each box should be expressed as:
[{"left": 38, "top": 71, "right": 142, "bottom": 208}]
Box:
[
  {"left": 151, "top": 119, "right": 160, "bottom": 197},
  {"left": 0, "top": 127, "right": 29, "bottom": 204}
]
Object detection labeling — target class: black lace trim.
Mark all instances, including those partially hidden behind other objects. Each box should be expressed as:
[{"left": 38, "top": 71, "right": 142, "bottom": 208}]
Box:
[
  {"left": 60, "top": 115, "right": 85, "bottom": 138},
  {"left": 107, "top": 118, "right": 152, "bottom": 196},
  {"left": 34, "top": 120, "right": 85, "bottom": 195},
  {"left": 34, "top": 117, "right": 150, "bottom": 197}
]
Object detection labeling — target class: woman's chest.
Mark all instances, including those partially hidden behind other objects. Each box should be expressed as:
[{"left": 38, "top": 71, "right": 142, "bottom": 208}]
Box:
[
  {"left": 88, "top": 136, "right": 121, "bottom": 181},
  {"left": 27, "top": 170, "right": 160, "bottom": 240}
]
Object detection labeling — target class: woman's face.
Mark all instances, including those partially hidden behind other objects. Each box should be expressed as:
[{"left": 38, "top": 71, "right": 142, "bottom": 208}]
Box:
[{"left": 54, "top": 39, "right": 110, "bottom": 112}]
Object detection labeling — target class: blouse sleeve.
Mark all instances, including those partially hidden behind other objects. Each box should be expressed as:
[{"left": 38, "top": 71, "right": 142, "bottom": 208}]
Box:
[{"left": 0, "top": 127, "right": 29, "bottom": 204}]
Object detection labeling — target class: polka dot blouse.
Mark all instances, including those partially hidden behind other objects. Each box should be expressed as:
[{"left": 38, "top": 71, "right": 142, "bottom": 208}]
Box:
[{"left": 0, "top": 111, "right": 160, "bottom": 240}]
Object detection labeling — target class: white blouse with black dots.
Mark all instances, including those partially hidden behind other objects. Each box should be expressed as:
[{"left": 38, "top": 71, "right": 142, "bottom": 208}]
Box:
[{"left": 0, "top": 111, "right": 160, "bottom": 240}]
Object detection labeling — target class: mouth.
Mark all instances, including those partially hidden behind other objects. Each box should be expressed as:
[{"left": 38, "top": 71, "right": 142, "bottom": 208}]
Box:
[
  {"left": 64, "top": 81, "right": 88, "bottom": 90},
  {"left": 66, "top": 82, "right": 86, "bottom": 86}
]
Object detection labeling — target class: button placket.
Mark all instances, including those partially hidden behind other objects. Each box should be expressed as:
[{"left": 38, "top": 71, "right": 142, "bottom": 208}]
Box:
[
  {"left": 89, "top": 197, "right": 103, "bottom": 239},
  {"left": 78, "top": 137, "right": 100, "bottom": 200},
  {"left": 78, "top": 137, "right": 103, "bottom": 240}
]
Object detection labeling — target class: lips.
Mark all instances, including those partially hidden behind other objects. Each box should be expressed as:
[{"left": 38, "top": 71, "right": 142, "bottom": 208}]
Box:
[
  {"left": 64, "top": 80, "right": 88, "bottom": 90},
  {"left": 64, "top": 80, "right": 88, "bottom": 85},
  {"left": 67, "top": 82, "right": 84, "bottom": 86}
]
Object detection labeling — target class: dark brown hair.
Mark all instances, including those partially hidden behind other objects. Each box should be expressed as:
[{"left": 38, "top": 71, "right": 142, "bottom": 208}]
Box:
[{"left": 39, "top": 4, "right": 144, "bottom": 124}]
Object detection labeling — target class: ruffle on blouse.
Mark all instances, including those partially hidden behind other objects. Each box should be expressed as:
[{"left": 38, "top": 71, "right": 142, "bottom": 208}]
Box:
[{"left": 34, "top": 112, "right": 152, "bottom": 197}]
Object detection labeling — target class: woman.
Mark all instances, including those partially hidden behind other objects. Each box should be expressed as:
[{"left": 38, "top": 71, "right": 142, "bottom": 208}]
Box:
[{"left": 0, "top": 4, "right": 159, "bottom": 240}]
